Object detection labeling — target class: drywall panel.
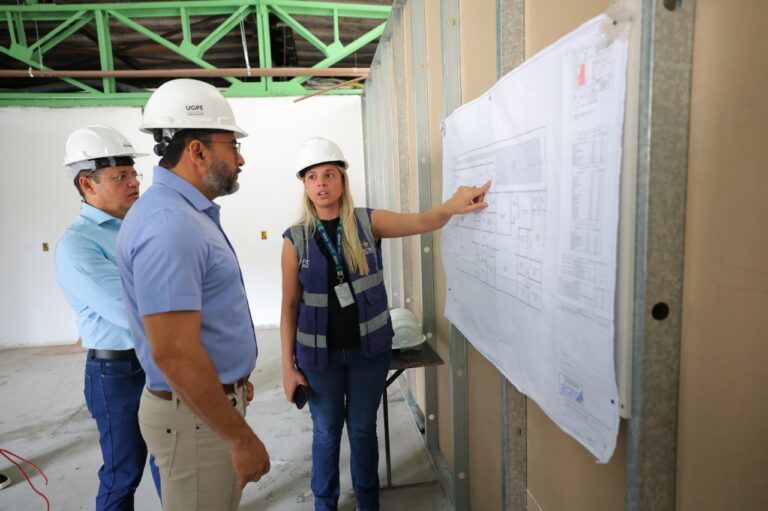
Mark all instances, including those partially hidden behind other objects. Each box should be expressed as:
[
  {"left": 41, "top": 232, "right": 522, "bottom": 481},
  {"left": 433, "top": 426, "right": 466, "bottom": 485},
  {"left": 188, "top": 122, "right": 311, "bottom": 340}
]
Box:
[
  {"left": 459, "top": 0, "right": 498, "bottom": 101},
  {"left": 528, "top": 400, "right": 627, "bottom": 511},
  {"left": 0, "top": 96, "right": 365, "bottom": 346},
  {"left": 524, "top": 0, "right": 609, "bottom": 60},
  {"left": 677, "top": 1, "right": 768, "bottom": 509},
  {"left": 458, "top": 0, "right": 503, "bottom": 509},
  {"left": 466, "top": 344, "right": 503, "bottom": 510},
  {"left": 523, "top": 0, "right": 628, "bottom": 509}
]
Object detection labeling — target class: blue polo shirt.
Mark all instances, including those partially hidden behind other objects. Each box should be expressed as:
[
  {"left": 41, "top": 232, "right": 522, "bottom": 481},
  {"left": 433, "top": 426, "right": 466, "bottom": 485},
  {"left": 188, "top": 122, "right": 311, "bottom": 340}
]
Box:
[
  {"left": 117, "top": 166, "right": 257, "bottom": 391},
  {"left": 55, "top": 203, "right": 133, "bottom": 350}
]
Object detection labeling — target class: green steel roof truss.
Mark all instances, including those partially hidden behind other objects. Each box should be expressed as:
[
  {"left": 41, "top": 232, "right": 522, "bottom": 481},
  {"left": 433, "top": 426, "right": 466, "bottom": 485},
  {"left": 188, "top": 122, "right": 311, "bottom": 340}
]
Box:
[{"left": 0, "top": 0, "right": 391, "bottom": 106}]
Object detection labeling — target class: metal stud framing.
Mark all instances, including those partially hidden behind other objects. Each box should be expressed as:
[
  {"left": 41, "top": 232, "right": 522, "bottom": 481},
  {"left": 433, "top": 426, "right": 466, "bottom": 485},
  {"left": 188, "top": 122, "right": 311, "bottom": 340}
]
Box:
[
  {"left": 362, "top": 2, "right": 404, "bottom": 308},
  {"left": 392, "top": 7, "right": 414, "bottom": 312},
  {"left": 409, "top": 0, "right": 439, "bottom": 456},
  {"left": 627, "top": 0, "right": 695, "bottom": 509},
  {"left": 496, "top": 2, "right": 527, "bottom": 509},
  {"left": 440, "top": 0, "right": 470, "bottom": 508},
  {"left": 367, "top": 2, "right": 695, "bottom": 510},
  {"left": 0, "top": 0, "right": 391, "bottom": 106}
]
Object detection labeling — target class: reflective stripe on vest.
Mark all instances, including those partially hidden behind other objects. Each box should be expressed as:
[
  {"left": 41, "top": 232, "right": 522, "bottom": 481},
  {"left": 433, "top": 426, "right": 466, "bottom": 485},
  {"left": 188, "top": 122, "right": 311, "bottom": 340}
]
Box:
[
  {"left": 297, "top": 330, "right": 327, "bottom": 349},
  {"left": 302, "top": 292, "right": 327, "bottom": 307},
  {"left": 301, "top": 272, "right": 381, "bottom": 305},
  {"left": 295, "top": 306, "right": 390, "bottom": 350},
  {"left": 288, "top": 208, "right": 393, "bottom": 367},
  {"left": 360, "top": 309, "right": 390, "bottom": 337},
  {"left": 350, "top": 272, "right": 383, "bottom": 294}
]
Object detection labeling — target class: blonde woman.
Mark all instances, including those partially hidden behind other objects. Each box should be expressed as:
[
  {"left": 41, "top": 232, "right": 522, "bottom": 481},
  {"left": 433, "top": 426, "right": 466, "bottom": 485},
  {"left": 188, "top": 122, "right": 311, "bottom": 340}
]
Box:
[{"left": 281, "top": 137, "right": 490, "bottom": 511}]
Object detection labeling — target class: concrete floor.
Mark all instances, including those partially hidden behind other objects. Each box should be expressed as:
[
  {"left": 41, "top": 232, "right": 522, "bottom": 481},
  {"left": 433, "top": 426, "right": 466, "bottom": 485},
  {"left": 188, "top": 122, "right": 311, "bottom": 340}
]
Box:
[{"left": 0, "top": 329, "right": 451, "bottom": 510}]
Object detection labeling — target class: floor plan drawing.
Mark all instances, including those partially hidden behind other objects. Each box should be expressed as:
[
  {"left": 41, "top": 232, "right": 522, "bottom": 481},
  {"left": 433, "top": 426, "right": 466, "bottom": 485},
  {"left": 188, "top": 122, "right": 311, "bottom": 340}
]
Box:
[
  {"left": 440, "top": 15, "right": 628, "bottom": 463},
  {"left": 450, "top": 131, "right": 547, "bottom": 311}
]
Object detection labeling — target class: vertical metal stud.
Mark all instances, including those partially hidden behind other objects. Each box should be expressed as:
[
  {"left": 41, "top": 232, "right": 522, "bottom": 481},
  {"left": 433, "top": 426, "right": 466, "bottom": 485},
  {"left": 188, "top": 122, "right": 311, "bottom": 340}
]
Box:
[
  {"left": 627, "top": 0, "right": 695, "bottom": 509},
  {"left": 441, "top": 0, "right": 469, "bottom": 507},
  {"left": 381, "top": 42, "right": 403, "bottom": 300},
  {"left": 392, "top": 7, "right": 414, "bottom": 310},
  {"left": 410, "top": 0, "right": 440, "bottom": 455},
  {"left": 496, "top": 1, "right": 527, "bottom": 509},
  {"left": 449, "top": 326, "right": 469, "bottom": 510}
]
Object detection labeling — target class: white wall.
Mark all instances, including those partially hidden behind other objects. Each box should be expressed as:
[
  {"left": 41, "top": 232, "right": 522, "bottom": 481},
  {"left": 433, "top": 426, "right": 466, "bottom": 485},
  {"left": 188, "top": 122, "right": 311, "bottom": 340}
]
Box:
[{"left": 0, "top": 96, "right": 365, "bottom": 347}]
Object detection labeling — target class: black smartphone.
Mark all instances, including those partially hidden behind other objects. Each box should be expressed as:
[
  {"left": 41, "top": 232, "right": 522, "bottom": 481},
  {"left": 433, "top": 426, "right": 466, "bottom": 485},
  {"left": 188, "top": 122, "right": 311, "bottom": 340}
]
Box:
[{"left": 293, "top": 384, "right": 309, "bottom": 410}]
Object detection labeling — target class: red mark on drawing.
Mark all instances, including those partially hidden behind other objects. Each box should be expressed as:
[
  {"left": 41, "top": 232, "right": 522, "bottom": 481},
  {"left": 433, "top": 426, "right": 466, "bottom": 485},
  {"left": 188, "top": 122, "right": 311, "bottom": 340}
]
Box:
[{"left": 578, "top": 63, "right": 586, "bottom": 86}]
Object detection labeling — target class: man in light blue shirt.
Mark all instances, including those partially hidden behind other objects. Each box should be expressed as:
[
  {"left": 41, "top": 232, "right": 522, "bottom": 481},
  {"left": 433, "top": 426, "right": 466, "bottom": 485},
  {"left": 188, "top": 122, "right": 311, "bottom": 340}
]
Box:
[
  {"left": 55, "top": 124, "right": 160, "bottom": 510},
  {"left": 117, "top": 79, "right": 270, "bottom": 510}
]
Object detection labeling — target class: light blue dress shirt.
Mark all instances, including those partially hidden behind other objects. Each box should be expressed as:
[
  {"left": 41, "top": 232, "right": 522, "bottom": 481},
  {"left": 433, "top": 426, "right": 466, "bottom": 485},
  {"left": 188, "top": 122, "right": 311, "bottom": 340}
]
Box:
[
  {"left": 117, "top": 166, "right": 257, "bottom": 391},
  {"left": 55, "top": 203, "right": 133, "bottom": 350}
]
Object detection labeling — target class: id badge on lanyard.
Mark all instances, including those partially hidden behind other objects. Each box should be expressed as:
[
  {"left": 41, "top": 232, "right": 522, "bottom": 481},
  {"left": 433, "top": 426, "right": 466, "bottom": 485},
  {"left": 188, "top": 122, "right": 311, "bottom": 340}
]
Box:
[
  {"left": 317, "top": 219, "right": 356, "bottom": 309},
  {"left": 334, "top": 282, "right": 355, "bottom": 308}
]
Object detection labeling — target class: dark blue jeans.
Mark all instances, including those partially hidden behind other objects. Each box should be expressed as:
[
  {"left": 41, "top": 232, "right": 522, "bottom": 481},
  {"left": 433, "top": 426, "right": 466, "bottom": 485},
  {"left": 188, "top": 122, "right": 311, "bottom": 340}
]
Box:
[
  {"left": 301, "top": 348, "right": 392, "bottom": 511},
  {"left": 84, "top": 357, "right": 161, "bottom": 510}
]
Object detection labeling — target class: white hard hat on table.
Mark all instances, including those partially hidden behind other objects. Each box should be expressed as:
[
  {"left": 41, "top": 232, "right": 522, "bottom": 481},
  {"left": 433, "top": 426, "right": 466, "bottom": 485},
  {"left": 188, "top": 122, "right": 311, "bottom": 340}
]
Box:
[{"left": 390, "top": 308, "right": 427, "bottom": 350}]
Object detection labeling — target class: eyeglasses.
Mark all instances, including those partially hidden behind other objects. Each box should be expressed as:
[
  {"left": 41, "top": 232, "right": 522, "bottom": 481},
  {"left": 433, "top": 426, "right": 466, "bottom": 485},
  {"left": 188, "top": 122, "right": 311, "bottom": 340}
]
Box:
[
  {"left": 209, "top": 141, "right": 242, "bottom": 154},
  {"left": 107, "top": 171, "right": 143, "bottom": 184}
]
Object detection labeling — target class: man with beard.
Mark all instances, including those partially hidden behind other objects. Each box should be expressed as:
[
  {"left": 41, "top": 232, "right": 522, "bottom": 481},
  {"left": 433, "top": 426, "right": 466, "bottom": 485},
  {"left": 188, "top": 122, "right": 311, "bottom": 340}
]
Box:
[
  {"left": 55, "top": 124, "right": 161, "bottom": 509},
  {"left": 117, "top": 79, "right": 270, "bottom": 511}
]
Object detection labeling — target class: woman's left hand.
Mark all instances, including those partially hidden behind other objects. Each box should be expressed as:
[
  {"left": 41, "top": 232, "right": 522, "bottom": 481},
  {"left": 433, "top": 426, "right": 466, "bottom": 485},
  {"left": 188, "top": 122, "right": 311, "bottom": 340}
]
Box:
[{"left": 445, "top": 180, "right": 491, "bottom": 215}]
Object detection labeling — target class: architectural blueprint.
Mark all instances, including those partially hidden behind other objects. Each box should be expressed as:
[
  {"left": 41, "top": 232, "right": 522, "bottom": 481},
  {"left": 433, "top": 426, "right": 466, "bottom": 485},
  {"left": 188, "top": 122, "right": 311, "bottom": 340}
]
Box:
[{"left": 441, "top": 15, "right": 628, "bottom": 462}]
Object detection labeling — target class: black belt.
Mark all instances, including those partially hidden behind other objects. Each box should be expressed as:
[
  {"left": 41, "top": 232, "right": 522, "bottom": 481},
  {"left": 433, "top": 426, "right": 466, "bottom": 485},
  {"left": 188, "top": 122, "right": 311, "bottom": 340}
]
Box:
[{"left": 87, "top": 348, "right": 137, "bottom": 361}]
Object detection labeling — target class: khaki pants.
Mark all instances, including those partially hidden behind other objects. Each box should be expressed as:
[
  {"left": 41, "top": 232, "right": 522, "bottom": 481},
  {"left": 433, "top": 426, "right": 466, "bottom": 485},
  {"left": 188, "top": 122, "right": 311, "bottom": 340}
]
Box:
[{"left": 138, "top": 386, "right": 247, "bottom": 511}]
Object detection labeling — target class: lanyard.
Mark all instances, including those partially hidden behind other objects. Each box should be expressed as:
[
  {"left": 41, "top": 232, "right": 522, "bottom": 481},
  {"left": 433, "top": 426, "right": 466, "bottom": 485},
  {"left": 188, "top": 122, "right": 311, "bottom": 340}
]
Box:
[{"left": 315, "top": 219, "right": 345, "bottom": 284}]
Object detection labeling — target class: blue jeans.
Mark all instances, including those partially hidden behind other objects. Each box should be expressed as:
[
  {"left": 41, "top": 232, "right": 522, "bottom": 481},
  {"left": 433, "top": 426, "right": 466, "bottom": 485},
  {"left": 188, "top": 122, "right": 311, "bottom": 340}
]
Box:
[
  {"left": 84, "top": 357, "right": 161, "bottom": 510},
  {"left": 301, "top": 348, "right": 392, "bottom": 511}
]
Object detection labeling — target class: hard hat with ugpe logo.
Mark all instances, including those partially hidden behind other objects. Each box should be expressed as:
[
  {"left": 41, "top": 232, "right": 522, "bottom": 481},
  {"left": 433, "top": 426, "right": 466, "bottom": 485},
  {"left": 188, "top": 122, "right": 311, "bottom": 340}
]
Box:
[{"left": 140, "top": 78, "right": 247, "bottom": 138}]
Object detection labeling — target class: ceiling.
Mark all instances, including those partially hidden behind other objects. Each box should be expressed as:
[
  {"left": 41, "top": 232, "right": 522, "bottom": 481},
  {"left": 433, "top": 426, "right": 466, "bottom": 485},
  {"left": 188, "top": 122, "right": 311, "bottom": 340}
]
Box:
[{"left": 0, "top": 0, "right": 393, "bottom": 94}]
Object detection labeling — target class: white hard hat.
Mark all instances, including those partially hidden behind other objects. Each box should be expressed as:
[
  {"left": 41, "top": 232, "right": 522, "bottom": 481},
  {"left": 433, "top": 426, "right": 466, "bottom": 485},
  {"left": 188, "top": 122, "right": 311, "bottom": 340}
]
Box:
[
  {"left": 140, "top": 78, "right": 247, "bottom": 138},
  {"left": 390, "top": 308, "right": 427, "bottom": 350},
  {"left": 63, "top": 124, "right": 146, "bottom": 179},
  {"left": 296, "top": 137, "right": 348, "bottom": 178}
]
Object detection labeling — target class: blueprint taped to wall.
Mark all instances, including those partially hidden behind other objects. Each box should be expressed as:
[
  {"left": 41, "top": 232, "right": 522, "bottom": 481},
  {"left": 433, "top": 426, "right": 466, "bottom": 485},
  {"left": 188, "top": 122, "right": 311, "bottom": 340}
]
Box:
[{"left": 441, "top": 15, "right": 627, "bottom": 462}]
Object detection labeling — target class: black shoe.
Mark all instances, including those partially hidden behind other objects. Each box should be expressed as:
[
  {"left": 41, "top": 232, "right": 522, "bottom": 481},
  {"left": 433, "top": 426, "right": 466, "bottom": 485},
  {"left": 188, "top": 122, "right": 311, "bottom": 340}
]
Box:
[{"left": 0, "top": 473, "right": 11, "bottom": 490}]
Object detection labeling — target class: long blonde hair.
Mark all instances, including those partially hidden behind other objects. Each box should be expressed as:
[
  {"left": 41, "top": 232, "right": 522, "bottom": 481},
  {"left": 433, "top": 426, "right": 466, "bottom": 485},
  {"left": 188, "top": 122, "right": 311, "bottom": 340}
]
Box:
[{"left": 301, "top": 166, "right": 370, "bottom": 276}]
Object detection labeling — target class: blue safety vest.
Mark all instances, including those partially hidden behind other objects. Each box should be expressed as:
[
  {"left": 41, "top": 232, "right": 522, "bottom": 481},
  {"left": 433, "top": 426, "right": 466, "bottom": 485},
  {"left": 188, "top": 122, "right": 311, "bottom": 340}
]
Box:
[{"left": 285, "top": 208, "right": 394, "bottom": 370}]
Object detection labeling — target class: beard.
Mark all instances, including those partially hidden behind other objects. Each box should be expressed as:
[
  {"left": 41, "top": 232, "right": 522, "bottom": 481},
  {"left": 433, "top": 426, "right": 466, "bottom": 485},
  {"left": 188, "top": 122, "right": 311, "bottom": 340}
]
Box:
[{"left": 203, "top": 156, "right": 240, "bottom": 196}]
